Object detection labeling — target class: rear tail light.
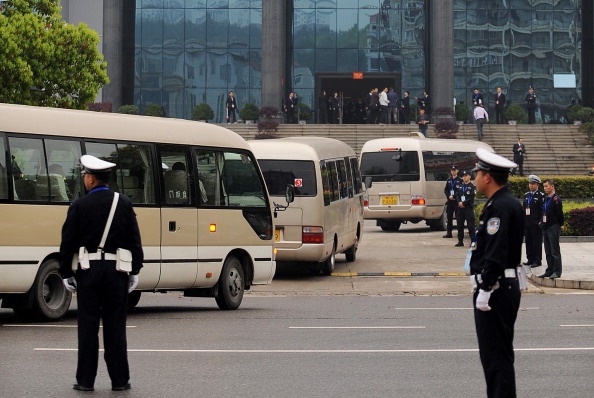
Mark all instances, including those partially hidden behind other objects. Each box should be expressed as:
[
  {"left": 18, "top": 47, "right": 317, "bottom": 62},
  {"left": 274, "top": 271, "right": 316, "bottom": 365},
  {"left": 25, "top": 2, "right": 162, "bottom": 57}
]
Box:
[
  {"left": 302, "top": 226, "right": 324, "bottom": 243},
  {"left": 411, "top": 195, "right": 426, "bottom": 205},
  {"left": 363, "top": 195, "right": 369, "bottom": 207}
]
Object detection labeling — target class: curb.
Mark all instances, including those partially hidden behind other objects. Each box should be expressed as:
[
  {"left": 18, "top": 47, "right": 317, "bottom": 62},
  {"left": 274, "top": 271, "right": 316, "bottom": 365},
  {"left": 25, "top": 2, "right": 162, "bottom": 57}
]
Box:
[{"left": 528, "top": 274, "right": 594, "bottom": 290}]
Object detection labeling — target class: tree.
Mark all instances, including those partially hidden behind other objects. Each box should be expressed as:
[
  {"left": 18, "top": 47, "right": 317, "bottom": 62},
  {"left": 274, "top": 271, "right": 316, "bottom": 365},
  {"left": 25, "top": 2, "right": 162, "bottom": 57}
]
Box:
[{"left": 0, "top": 0, "right": 108, "bottom": 109}]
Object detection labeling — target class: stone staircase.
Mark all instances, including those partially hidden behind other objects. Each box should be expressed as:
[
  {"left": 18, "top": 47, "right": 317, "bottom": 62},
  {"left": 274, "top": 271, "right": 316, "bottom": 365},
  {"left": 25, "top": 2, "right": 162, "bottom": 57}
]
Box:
[{"left": 224, "top": 123, "right": 594, "bottom": 176}]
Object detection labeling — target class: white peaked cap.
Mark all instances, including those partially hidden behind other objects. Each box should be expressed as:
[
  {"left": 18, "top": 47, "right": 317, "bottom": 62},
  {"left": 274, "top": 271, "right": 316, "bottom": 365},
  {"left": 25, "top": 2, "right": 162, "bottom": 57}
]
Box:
[
  {"left": 472, "top": 147, "right": 517, "bottom": 173},
  {"left": 80, "top": 155, "right": 116, "bottom": 174}
]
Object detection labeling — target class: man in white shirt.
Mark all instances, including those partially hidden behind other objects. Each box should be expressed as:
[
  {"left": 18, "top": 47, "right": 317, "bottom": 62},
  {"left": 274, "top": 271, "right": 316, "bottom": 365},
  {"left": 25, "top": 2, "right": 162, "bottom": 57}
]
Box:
[
  {"left": 473, "top": 104, "right": 489, "bottom": 141},
  {"left": 379, "top": 87, "right": 389, "bottom": 124}
]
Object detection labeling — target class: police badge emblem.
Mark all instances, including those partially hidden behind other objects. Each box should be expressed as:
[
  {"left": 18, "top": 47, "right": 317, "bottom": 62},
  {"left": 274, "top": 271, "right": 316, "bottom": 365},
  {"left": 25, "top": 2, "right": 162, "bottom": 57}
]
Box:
[{"left": 487, "top": 217, "right": 500, "bottom": 235}]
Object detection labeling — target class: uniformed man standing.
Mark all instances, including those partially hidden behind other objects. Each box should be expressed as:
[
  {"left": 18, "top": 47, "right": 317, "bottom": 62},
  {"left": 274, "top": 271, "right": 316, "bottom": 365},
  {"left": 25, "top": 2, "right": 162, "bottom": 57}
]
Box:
[
  {"left": 522, "top": 175, "right": 544, "bottom": 268},
  {"left": 60, "top": 155, "right": 143, "bottom": 392},
  {"left": 443, "top": 165, "right": 462, "bottom": 238},
  {"left": 455, "top": 170, "right": 476, "bottom": 247},
  {"left": 525, "top": 86, "right": 537, "bottom": 124},
  {"left": 538, "top": 179, "right": 564, "bottom": 279},
  {"left": 469, "top": 148, "right": 524, "bottom": 398}
]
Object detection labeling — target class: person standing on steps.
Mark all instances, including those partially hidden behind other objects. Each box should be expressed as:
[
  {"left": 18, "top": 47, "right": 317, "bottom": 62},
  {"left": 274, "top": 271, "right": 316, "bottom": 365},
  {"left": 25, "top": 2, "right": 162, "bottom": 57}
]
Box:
[{"left": 443, "top": 165, "right": 462, "bottom": 239}]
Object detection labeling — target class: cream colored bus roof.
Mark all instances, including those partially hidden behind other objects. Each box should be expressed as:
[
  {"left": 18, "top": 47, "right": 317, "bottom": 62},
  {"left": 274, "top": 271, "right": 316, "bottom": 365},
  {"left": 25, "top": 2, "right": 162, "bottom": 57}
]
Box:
[
  {"left": 360, "top": 136, "right": 494, "bottom": 153},
  {"left": 249, "top": 136, "right": 355, "bottom": 161}
]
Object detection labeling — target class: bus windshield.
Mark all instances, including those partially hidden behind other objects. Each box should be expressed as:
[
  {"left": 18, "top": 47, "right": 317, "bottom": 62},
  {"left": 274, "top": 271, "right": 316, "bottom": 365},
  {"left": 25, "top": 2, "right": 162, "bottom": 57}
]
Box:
[
  {"left": 360, "top": 151, "right": 420, "bottom": 182},
  {"left": 258, "top": 160, "right": 317, "bottom": 196}
]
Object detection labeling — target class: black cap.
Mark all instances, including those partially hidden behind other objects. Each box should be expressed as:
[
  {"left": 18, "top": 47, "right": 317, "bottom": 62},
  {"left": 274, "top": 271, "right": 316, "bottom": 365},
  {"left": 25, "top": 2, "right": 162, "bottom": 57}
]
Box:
[
  {"left": 462, "top": 170, "right": 471, "bottom": 176},
  {"left": 450, "top": 165, "right": 458, "bottom": 170}
]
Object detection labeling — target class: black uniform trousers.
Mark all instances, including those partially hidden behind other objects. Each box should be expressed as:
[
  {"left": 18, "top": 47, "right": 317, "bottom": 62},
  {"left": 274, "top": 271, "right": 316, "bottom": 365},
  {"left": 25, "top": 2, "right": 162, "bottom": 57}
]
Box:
[
  {"left": 445, "top": 199, "right": 458, "bottom": 235},
  {"left": 474, "top": 276, "right": 521, "bottom": 398},
  {"left": 543, "top": 224, "right": 562, "bottom": 276},
  {"left": 527, "top": 107, "right": 536, "bottom": 124},
  {"left": 524, "top": 224, "right": 542, "bottom": 265},
  {"left": 76, "top": 259, "right": 130, "bottom": 388},
  {"left": 457, "top": 206, "right": 475, "bottom": 242}
]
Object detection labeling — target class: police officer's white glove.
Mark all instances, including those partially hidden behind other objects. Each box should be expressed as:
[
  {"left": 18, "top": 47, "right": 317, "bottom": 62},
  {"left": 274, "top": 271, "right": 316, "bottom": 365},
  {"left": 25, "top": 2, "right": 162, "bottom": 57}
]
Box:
[
  {"left": 128, "top": 274, "right": 139, "bottom": 293},
  {"left": 475, "top": 289, "right": 492, "bottom": 312},
  {"left": 62, "top": 277, "right": 77, "bottom": 293}
]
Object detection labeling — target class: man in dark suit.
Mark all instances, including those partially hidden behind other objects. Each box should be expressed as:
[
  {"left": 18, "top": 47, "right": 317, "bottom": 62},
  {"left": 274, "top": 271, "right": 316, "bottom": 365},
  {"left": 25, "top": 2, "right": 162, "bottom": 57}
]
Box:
[
  {"left": 494, "top": 87, "right": 506, "bottom": 124},
  {"left": 284, "top": 92, "right": 298, "bottom": 124},
  {"left": 525, "top": 86, "right": 537, "bottom": 124},
  {"left": 472, "top": 88, "right": 484, "bottom": 107},
  {"left": 400, "top": 91, "right": 410, "bottom": 124},
  {"left": 512, "top": 138, "right": 526, "bottom": 176}
]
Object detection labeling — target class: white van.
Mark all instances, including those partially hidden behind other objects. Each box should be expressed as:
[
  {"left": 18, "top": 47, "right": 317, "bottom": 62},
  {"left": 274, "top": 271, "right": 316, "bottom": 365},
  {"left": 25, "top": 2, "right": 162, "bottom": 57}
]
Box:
[
  {"left": 249, "top": 137, "right": 364, "bottom": 275},
  {"left": 359, "top": 133, "right": 493, "bottom": 231}
]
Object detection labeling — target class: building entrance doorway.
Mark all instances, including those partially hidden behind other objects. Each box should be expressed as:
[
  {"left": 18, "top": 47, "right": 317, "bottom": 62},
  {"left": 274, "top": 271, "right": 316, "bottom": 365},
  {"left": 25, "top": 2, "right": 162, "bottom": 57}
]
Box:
[{"left": 316, "top": 73, "right": 400, "bottom": 124}]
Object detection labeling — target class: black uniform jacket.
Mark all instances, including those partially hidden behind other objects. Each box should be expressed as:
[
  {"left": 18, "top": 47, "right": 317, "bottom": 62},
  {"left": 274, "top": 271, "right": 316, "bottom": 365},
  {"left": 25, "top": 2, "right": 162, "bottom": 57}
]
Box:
[
  {"left": 456, "top": 182, "right": 476, "bottom": 207},
  {"left": 525, "top": 93, "right": 537, "bottom": 108},
  {"left": 470, "top": 186, "right": 524, "bottom": 291},
  {"left": 541, "top": 193, "right": 564, "bottom": 228},
  {"left": 444, "top": 176, "right": 462, "bottom": 201},
  {"left": 59, "top": 187, "right": 144, "bottom": 278},
  {"left": 523, "top": 190, "right": 544, "bottom": 226}
]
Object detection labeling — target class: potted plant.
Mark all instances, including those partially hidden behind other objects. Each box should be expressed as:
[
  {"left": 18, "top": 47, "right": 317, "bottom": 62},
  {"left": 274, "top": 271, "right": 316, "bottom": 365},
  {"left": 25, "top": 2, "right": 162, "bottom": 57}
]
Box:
[
  {"left": 434, "top": 118, "right": 459, "bottom": 139},
  {"left": 504, "top": 104, "right": 527, "bottom": 125},
  {"left": 239, "top": 103, "right": 259, "bottom": 124},
  {"left": 191, "top": 103, "right": 214, "bottom": 122},
  {"left": 409, "top": 103, "right": 418, "bottom": 124},
  {"left": 256, "top": 106, "right": 280, "bottom": 138},
  {"left": 297, "top": 103, "right": 312, "bottom": 124},
  {"left": 455, "top": 103, "right": 471, "bottom": 124},
  {"left": 567, "top": 104, "right": 584, "bottom": 125},
  {"left": 577, "top": 107, "right": 594, "bottom": 125},
  {"left": 579, "top": 121, "right": 594, "bottom": 145},
  {"left": 144, "top": 103, "right": 166, "bottom": 117},
  {"left": 118, "top": 104, "right": 139, "bottom": 115}
]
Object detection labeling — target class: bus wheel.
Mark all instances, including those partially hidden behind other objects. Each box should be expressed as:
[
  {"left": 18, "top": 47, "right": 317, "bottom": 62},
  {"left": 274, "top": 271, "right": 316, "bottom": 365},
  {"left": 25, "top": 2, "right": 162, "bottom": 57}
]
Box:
[
  {"left": 215, "top": 255, "right": 244, "bottom": 310},
  {"left": 127, "top": 291, "right": 142, "bottom": 310},
  {"left": 345, "top": 234, "right": 358, "bottom": 263},
  {"left": 429, "top": 208, "right": 447, "bottom": 231},
  {"left": 380, "top": 221, "right": 401, "bottom": 232},
  {"left": 30, "top": 259, "right": 72, "bottom": 321},
  {"left": 321, "top": 243, "right": 336, "bottom": 276}
]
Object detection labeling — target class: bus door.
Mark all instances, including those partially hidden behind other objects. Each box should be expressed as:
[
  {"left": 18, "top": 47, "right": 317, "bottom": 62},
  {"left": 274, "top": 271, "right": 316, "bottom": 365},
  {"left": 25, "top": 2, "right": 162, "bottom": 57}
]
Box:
[{"left": 157, "top": 145, "right": 198, "bottom": 289}]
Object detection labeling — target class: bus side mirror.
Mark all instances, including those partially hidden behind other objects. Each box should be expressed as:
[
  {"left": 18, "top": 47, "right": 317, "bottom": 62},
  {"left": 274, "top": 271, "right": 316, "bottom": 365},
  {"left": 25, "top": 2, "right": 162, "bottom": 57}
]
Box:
[
  {"left": 364, "top": 176, "right": 372, "bottom": 189},
  {"left": 274, "top": 184, "right": 295, "bottom": 217}
]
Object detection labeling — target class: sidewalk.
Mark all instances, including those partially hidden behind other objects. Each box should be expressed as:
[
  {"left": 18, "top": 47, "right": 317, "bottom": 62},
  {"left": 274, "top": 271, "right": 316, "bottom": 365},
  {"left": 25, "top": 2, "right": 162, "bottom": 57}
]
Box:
[{"left": 527, "top": 237, "right": 594, "bottom": 290}]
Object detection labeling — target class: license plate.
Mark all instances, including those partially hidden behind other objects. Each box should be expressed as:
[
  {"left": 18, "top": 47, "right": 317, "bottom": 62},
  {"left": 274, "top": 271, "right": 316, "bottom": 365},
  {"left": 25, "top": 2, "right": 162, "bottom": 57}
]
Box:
[
  {"left": 381, "top": 195, "right": 398, "bottom": 205},
  {"left": 274, "top": 229, "right": 281, "bottom": 242}
]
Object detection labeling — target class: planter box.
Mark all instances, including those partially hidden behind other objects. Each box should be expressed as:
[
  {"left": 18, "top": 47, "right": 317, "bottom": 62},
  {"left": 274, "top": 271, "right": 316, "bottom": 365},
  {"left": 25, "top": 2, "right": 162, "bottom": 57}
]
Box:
[
  {"left": 298, "top": 120, "right": 307, "bottom": 125},
  {"left": 508, "top": 120, "right": 517, "bottom": 125},
  {"left": 245, "top": 120, "right": 256, "bottom": 124},
  {"left": 574, "top": 121, "right": 582, "bottom": 126}
]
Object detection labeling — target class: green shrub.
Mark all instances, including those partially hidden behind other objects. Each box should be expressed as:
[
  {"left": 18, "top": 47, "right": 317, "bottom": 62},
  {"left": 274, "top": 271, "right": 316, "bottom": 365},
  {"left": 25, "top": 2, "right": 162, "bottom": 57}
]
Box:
[
  {"left": 577, "top": 107, "right": 594, "bottom": 123},
  {"left": 565, "top": 206, "right": 594, "bottom": 236},
  {"left": 118, "top": 105, "right": 139, "bottom": 114},
  {"left": 239, "top": 103, "right": 259, "bottom": 121},
  {"left": 507, "top": 176, "right": 594, "bottom": 199},
  {"left": 434, "top": 118, "right": 459, "bottom": 138},
  {"left": 144, "top": 103, "right": 165, "bottom": 117},
  {"left": 455, "top": 103, "right": 471, "bottom": 122},
  {"left": 192, "top": 103, "right": 214, "bottom": 121},
  {"left": 504, "top": 104, "right": 527, "bottom": 123},
  {"left": 566, "top": 104, "right": 584, "bottom": 123},
  {"left": 296, "top": 103, "right": 312, "bottom": 121}
]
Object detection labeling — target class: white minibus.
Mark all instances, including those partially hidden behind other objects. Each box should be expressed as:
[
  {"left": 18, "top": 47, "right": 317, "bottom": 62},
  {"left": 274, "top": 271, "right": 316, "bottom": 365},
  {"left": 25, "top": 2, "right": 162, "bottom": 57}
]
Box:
[
  {"left": 360, "top": 133, "right": 493, "bottom": 231},
  {"left": 0, "top": 103, "right": 276, "bottom": 320},
  {"left": 249, "top": 137, "right": 364, "bottom": 275}
]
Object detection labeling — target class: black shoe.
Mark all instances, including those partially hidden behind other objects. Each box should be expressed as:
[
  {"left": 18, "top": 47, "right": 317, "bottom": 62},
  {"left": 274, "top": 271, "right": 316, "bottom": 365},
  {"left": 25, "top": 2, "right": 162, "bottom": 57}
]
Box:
[
  {"left": 530, "top": 263, "right": 542, "bottom": 268},
  {"left": 549, "top": 273, "right": 560, "bottom": 279},
  {"left": 455, "top": 242, "right": 464, "bottom": 247},
  {"left": 537, "top": 273, "right": 551, "bottom": 278},
  {"left": 443, "top": 234, "right": 452, "bottom": 238},
  {"left": 73, "top": 384, "right": 94, "bottom": 392},
  {"left": 522, "top": 261, "right": 531, "bottom": 265},
  {"left": 112, "top": 383, "right": 131, "bottom": 391}
]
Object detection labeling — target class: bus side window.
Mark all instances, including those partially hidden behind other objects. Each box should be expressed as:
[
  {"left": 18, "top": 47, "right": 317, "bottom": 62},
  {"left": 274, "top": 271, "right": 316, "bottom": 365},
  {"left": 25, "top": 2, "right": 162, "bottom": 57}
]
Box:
[{"left": 0, "top": 137, "right": 7, "bottom": 200}]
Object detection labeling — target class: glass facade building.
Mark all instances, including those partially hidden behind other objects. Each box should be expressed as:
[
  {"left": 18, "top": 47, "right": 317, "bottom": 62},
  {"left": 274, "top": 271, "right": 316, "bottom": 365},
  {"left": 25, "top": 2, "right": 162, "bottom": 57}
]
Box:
[{"left": 132, "top": 0, "right": 585, "bottom": 123}]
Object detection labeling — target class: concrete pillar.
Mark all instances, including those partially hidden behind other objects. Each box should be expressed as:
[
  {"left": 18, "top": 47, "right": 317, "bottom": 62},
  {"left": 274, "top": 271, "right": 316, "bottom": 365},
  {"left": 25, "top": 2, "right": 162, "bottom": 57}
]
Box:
[
  {"left": 261, "top": 0, "right": 286, "bottom": 110},
  {"left": 429, "top": 0, "right": 454, "bottom": 111},
  {"left": 102, "top": 0, "right": 124, "bottom": 111}
]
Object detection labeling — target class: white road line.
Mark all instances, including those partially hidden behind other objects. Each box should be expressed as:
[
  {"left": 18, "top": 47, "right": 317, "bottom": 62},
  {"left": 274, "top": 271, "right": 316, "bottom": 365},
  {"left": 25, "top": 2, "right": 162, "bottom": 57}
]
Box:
[
  {"left": 289, "top": 326, "right": 425, "bottom": 329},
  {"left": 560, "top": 324, "right": 594, "bottom": 327},
  {"left": 390, "top": 307, "right": 540, "bottom": 310},
  {"left": 2, "top": 325, "right": 136, "bottom": 328},
  {"left": 34, "top": 347, "right": 594, "bottom": 353}
]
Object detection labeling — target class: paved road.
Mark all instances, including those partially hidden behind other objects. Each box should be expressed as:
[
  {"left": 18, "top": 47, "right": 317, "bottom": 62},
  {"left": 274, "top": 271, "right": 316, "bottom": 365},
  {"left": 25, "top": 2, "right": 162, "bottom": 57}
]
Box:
[{"left": 1, "top": 294, "right": 593, "bottom": 397}]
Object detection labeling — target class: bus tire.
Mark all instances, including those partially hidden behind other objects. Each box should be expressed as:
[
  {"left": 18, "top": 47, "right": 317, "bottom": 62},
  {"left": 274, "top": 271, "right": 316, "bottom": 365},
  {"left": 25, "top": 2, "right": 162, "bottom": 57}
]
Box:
[
  {"left": 345, "top": 233, "right": 358, "bottom": 263},
  {"left": 380, "top": 221, "right": 401, "bottom": 232},
  {"left": 321, "top": 243, "right": 336, "bottom": 276},
  {"left": 127, "top": 291, "right": 142, "bottom": 310},
  {"left": 215, "top": 255, "right": 244, "bottom": 310},
  {"left": 30, "top": 259, "right": 72, "bottom": 321},
  {"left": 429, "top": 207, "right": 447, "bottom": 231}
]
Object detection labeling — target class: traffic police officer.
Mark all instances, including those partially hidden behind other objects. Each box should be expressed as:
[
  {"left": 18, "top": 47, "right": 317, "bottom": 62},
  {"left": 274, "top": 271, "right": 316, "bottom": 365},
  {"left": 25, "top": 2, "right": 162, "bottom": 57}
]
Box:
[
  {"left": 443, "top": 165, "right": 462, "bottom": 238},
  {"left": 469, "top": 148, "right": 524, "bottom": 398},
  {"left": 455, "top": 170, "right": 476, "bottom": 247},
  {"left": 522, "top": 175, "right": 544, "bottom": 268},
  {"left": 525, "top": 86, "right": 537, "bottom": 124},
  {"left": 60, "top": 155, "right": 143, "bottom": 392}
]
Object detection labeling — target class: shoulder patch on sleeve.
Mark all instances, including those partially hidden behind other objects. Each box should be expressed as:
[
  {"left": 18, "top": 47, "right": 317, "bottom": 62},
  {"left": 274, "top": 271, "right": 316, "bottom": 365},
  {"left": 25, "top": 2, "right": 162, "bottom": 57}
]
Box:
[{"left": 487, "top": 217, "right": 500, "bottom": 235}]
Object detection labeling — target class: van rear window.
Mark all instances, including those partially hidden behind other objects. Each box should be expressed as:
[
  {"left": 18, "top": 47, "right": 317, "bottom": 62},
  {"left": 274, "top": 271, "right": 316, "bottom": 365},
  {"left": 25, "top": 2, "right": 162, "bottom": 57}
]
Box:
[
  {"left": 258, "top": 160, "right": 317, "bottom": 196},
  {"left": 360, "top": 151, "right": 420, "bottom": 182}
]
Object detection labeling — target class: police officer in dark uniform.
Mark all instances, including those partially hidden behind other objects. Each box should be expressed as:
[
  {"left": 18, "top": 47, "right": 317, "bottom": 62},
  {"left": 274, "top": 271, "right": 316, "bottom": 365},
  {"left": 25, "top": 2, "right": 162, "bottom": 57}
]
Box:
[
  {"left": 60, "top": 155, "right": 143, "bottom": 392},
  {"left": 522, "top": 175, "right": 544, "bottom": 268},
  {"left": 525, "top": 86, "right": 537, "bottom": 124},
  {"left": 455, "top": 170, "right": 476, "bottom": 247},
  {"left": 443, "top": 165, "right": 462, "bottom": 238},
  {"left": 469, "top": 148, "right": 524, "bottom": 398},
  {"left": 538, "top": 179, "right": 564, "bottom": 279}
]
